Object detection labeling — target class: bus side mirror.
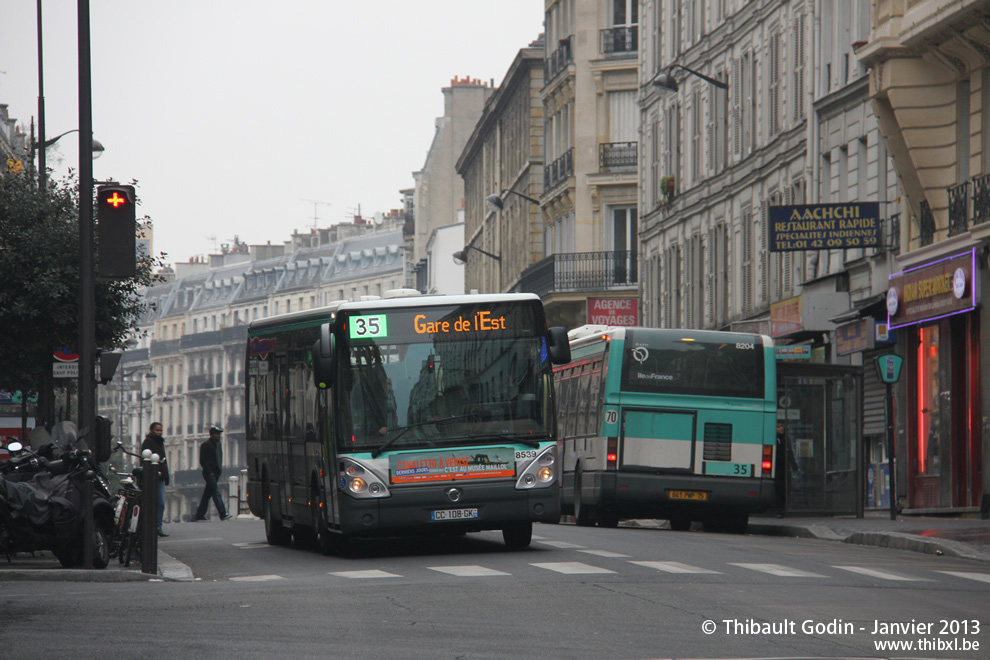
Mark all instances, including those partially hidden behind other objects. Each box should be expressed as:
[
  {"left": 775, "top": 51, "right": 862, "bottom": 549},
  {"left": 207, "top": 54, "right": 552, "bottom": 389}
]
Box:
[
  {"left": 312, "top": 323, "right": 335, "bottom": 389},
  {"left": 547, "top": 326, "right": 571, "bottom": 365}
]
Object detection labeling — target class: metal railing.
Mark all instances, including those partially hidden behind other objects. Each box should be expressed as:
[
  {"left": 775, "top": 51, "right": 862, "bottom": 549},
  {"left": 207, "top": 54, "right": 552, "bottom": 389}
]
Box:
[
  {"left": 601, "top": 26, "right": 638, "bottom": 54},
  {"left": 518, "top": 251, "right": 638, "bottom": 298},
  {"left": 884, "top": 213, "right": 900, "bottom": 252},
  {"left": 948, "top": 181, "right": 970, "bottom": 236},
  {"left": 600, "top": 142, "right": 637, "bottom": 170},
  {"left": 544, "top": 148, "right": 573, "bottom": 192},
  {"left": 544, "top": 36, "right": 573, "bottom": 83},
  {"left": 187, "top": 373, "right": 218, "bottom": 391},
  {"left": 919, "top": 200, "right": 935, "bottom": 247},
  {"left": 973, "top": 172, "right": 990, "bottom": 226}
]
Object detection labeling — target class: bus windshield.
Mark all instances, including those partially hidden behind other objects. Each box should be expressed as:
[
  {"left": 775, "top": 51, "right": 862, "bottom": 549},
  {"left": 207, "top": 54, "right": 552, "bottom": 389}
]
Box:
[
  {"left": 336, "top": 302, "right": 552, "bottom": 453},
  {"left": 619, "top": 328, "right": 765, "bottom": 399}
]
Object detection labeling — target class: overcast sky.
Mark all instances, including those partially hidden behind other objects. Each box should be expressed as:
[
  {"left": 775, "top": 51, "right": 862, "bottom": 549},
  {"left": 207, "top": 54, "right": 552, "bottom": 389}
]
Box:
[{"left": 1, "top": 1, "right": 544, "bottom": 265}]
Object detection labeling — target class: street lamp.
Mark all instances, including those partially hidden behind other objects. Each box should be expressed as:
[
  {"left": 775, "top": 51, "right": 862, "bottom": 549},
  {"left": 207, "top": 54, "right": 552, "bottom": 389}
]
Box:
[
  {"left": 32, "top": 128, "right": 104, "bottom": 188},
  {"left": 652, "top": 64, "right": 728, "bottom": 93},
  {"left": 452, "top": 245, "right": 502, "bottom": 265},
  {"left": 486, "top": 189, "right": 541, "bottom": 213}
]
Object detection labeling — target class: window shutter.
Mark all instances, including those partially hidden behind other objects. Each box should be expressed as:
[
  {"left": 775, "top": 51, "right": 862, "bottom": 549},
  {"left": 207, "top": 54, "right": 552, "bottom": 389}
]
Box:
[
  {"left": 742, "top": 208, "right": 753, "bottom": 313},
  {"left": 707, "top": 86, "right": 715, "bottom": 173},
  {"left": 706, "top": 226, "right": 715, "bottom": 325},
  {"left": 732, "top": 58, "right": 742, "bottom": 157}
]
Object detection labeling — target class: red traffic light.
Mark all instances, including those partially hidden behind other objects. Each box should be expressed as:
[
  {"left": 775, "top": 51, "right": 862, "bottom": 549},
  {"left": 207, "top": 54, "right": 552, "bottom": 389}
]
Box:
[{"left": 105, "top": 191, "right": 127, "bottom": 208}]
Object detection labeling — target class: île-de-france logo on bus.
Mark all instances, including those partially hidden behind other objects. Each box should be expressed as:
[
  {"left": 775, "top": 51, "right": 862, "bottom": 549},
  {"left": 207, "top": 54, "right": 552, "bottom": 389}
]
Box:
[{"left": 248, "top": 337, "right": 276, "bottom": 360}]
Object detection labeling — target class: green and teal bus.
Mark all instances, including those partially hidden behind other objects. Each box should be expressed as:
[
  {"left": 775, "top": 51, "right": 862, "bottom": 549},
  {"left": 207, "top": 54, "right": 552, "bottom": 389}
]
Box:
[
  {"left": 554, "top": 325, "right": 777, "bottom": 533},
  {"left": 246, "top": 292, "right": 570, "bottom": 550}
]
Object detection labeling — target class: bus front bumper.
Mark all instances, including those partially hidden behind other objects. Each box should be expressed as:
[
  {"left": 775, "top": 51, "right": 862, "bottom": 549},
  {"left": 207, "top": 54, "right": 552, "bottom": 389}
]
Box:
[{"left": 337, "top": 481, "right": 560, "bottom": 536}]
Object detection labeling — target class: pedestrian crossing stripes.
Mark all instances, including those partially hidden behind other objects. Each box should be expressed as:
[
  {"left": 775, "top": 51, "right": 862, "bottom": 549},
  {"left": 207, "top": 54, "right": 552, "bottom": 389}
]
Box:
[
  {"left": 330, "top": 569, "right": 401, "bottom": 579},
  {"left": 428, "top": 565, "right": 509, "bottom": 577},
  {"left": 834, "top": 565, "right": 930, "bottom": 581},
  {"left": 229, "top": 574, "right": 284, "bottom": 582},
  {"left": 630, "top": 561, "right": 721, "bottom": 574},
  {"left": 730, "top": 563, "right": 826, "bottom": 578},
  {"left": 538, "top": 541, "right": 586, "bottom": 549},
  {"left": 530, "top": 562, "right": 616, "bottom": 574},
  {"left": 578, "top": 549, "right": 631, "bottom": 558},
  {"left": 936, "top": 571, "right": 990, "bottom": 584}
]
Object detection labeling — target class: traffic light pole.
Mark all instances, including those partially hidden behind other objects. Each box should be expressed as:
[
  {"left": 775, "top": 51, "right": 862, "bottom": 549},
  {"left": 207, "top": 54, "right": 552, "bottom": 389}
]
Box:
[{"left": 77, "top": 0, "right": 96, "bottom": 438}]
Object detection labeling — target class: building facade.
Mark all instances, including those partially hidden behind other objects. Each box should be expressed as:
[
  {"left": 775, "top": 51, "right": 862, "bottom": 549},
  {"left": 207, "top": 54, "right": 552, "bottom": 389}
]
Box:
[
  {"left": 527, "top": 0, "right": 641, "bottom": 329},
  {"left": 859, "top": 0, "right": 989, "bottom": 514},
  {"left": 457, "top": 37, "right": 546, "bottom": 295}
]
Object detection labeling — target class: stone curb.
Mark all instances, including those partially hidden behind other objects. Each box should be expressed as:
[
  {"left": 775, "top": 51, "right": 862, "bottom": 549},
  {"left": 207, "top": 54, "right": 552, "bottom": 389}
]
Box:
[{"left": 0, "top": 549, "right": 195, "bottom": 582}]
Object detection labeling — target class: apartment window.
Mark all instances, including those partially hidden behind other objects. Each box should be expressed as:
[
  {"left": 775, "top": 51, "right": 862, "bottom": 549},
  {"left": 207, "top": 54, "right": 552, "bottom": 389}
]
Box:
[
  {"left": 741, "top": 206, "right": 753, "bottom": 313},
  {"left": 691, "top": 90, "right": 702, "bottom": 182},
  {"left": 768, "top": 29, "right": 781, "bottom": 137},
  {"left": 793, "top": 12, "right": 806, "bottom": 122}
]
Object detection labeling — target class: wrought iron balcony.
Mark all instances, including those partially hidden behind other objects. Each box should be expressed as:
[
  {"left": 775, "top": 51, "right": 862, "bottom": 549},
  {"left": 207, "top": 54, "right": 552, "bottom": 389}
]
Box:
[
  {"left": 601, "top": 26, "right": 638, "bottom": 54},
  {"left": 973, "top": 172, "right": 990, "bottom": 226},
  {"left": 884, "top": 213, "right": 900, "bottom": 252},
  {"left": 544, "top": 148, "right": 574, "bottom": 192},
  {"left": 187, "top": 373, "right": 218, "bottom": 392},
  {"left": 518, "top": 251, "right": 638, "bottom": 298},
  {"left": 600, "top": 142, "right": 637, "bottom": 171},
  {"left": 919, "top": 200, "right": 935, "bottom": 247},
  {"left": 544, "top": 36, "right": 573, "bottom": 83},
  {"left": 948, "top": 181, "right": 970, "bottom": 236}
]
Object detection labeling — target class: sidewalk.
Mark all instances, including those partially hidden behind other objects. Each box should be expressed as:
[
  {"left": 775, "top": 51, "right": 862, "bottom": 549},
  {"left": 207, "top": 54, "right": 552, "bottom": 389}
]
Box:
[
  {"left": 0, "top": 547, "right": 193, "bottom": 582},
  {"left": 746, "top": 511, "right": 990, "bottom": 564},
  {"left": 629, "top": 511, "right": 990, "bottom": 563}
]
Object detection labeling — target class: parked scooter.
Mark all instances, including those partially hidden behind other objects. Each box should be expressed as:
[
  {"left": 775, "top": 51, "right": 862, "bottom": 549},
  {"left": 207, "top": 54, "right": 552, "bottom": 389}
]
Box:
[{"left": 0, "top": 422, "right": 115, "bottom": 568}]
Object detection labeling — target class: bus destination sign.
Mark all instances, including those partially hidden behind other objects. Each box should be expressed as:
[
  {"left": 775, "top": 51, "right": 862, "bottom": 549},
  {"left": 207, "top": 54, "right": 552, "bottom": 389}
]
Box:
[{"left": 345, "top": 303, "right": 536, "bottom": 343}]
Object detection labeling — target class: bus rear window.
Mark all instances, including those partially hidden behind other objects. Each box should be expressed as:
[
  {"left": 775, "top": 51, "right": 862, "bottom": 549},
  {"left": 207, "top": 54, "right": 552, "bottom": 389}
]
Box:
[{"left": 619, "top": 329, "right": 765, "bottom": 399}]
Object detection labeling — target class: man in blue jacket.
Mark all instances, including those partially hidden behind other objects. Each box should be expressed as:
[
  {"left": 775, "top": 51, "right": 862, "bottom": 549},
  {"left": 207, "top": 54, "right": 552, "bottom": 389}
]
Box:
[{"left": 194, "top": 426, "right": 231, "bottom": 521}]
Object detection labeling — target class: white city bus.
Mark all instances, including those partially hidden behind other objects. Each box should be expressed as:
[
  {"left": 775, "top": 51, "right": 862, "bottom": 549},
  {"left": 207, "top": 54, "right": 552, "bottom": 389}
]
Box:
[{"left": 246, "top": 292, "right": 570, "bottom": 550}]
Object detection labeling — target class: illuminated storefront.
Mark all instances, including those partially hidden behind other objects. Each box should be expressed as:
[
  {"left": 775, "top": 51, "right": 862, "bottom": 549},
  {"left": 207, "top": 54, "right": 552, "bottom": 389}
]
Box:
[{"left": 887, "top": 249, "right": 982, "bottom": 511}]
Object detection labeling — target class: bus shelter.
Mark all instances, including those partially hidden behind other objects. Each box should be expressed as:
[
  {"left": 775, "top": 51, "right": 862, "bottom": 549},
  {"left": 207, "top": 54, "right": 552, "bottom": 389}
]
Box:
[{"left": 776, "top": 363, "right": 863, "bottom": 516}]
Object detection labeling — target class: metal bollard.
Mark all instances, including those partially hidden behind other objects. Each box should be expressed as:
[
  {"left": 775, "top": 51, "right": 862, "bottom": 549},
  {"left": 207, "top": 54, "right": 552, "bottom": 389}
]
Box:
[
  {"left": 228, "top": 475, "right": 238, "bottom": 519},
  {"left": 141, "top": 450, "right": 159, "bottom": 575},
  {"left": 240, "top": 468, "right": 249, "bottom": 515}
]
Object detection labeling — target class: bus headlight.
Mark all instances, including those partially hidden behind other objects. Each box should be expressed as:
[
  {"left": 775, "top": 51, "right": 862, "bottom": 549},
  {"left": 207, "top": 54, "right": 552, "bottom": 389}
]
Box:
[
  {"left": 515, "top": 444, "right": 557, "bottom": 490},
  {"left": 339, "top": 457, "right": 390, "bottom": 499}
]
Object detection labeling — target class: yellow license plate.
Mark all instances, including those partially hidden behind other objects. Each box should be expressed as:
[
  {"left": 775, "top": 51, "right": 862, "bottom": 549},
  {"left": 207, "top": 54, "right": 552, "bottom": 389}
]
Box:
[{"left": 668, "top": 490, "right": 708, "bottom": 501}]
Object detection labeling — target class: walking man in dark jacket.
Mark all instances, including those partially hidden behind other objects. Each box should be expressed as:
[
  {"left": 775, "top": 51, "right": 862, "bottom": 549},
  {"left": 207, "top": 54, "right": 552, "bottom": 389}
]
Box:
[
  {"left": 141, "top": 422, "right": 170, "bottom": 536},
  {"left": 195, "top": 426, "right": 231, "bottom": 521}
]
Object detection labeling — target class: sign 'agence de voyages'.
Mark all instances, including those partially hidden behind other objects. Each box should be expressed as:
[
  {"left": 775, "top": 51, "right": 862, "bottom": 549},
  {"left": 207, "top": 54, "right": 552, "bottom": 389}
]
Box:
[{"left": 768, "top": 203, "right": 880, "bottom": 252}]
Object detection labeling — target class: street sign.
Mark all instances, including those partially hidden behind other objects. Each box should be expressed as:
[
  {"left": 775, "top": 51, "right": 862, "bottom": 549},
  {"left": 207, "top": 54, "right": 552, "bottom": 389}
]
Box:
[
  {"left": 875, "top": 354, "right": 902, "bottom": 384},
  {"left": 53, "top": 362, "right": 79, "bottom": 378}
]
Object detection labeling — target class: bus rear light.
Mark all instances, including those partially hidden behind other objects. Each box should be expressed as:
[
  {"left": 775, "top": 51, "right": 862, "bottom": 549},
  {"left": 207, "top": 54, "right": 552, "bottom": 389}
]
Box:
[
  {"left": 607, "top": 437, "right": 618, "bottom": 469},
  {"left": 762, "top": 445, "right": 773, "bottom": 476}
]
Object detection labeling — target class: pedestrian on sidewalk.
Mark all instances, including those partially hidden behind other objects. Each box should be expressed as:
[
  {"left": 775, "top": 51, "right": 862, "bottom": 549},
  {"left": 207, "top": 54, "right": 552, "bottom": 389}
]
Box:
[
  {"left": 194, "top": 426, "right": 231, "bottom": 521},
  {"left": 141, "top": 422, "right": 170, "bottom": 536}
]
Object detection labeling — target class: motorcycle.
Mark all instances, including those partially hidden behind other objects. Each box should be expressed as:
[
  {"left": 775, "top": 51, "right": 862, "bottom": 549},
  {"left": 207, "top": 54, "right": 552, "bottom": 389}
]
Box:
[{"left": 0, "top": 422, "right": 115, "bottom": 568}]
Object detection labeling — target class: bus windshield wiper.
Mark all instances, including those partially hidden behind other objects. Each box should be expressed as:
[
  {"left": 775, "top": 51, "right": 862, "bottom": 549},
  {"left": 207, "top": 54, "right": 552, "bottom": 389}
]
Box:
[
  {"left": 444, "top": 432, "right": 549, "bottom": 449},
  {"left": 370, "top": 413, "right": 479, "bottom": 458}
]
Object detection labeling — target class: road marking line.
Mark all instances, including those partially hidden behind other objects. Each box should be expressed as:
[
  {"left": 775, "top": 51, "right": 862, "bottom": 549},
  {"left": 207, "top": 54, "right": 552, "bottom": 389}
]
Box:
[
  {"left": 531, "top": 562, "right": 615, "bottom": 575},
  {"left": 329, "top": 570, "right": 401, "bottom": 579},
  {"left": 538, "top": 541, "right": 586, "bottom": 548},
  {"left": 630, "top": 561, "right": 721, "bottom": 574},
  {"left": 428, "top": 565, "right": 510, "bottom": 577},
  {"left": 229, "top": 575, "right": 284, "bottom": 582},
  {"left": 731, "top": 563, "right": 826, "bottom": 578},
  {"left": 579, "top": 549, "right": 631, "bottom": 558},
  {"left": 937, "top": 571, "right": 990, "bottom": 584},
  {"left": 834, "top": 566, "right": 929, "bottom": 581},
  {"left": 232, "top": 542, "right": 270, "bottom": 549}
]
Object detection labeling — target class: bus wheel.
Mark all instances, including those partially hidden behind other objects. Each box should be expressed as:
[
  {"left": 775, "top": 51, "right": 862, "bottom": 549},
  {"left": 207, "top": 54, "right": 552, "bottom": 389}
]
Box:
[
  {"left": 263, "top": 477, "right": 292, "bottom": 546},
  {"left": 502, "top": 522, "right": 532, "bottom": 549},
  {"left": 573, "top": 466, "right": 594, "bottom": 527},
  {"left": 668, "top": 517, "right": 691, "bottom": 532}
]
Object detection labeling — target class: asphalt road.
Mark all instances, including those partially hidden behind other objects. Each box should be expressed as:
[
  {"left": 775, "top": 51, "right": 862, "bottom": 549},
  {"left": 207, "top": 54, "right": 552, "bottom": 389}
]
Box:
[{"left": 0, "top": 518, "right": 987, "bottom": 659}]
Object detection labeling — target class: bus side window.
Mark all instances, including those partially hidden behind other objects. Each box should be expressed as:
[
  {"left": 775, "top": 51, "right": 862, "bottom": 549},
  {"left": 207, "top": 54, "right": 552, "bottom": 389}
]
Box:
[
  {"left": 577, "top": 364, "right": 590, "bottom": 436},
  {"left": 589, "top": 362, "right": 603, "bottom": 433}
]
